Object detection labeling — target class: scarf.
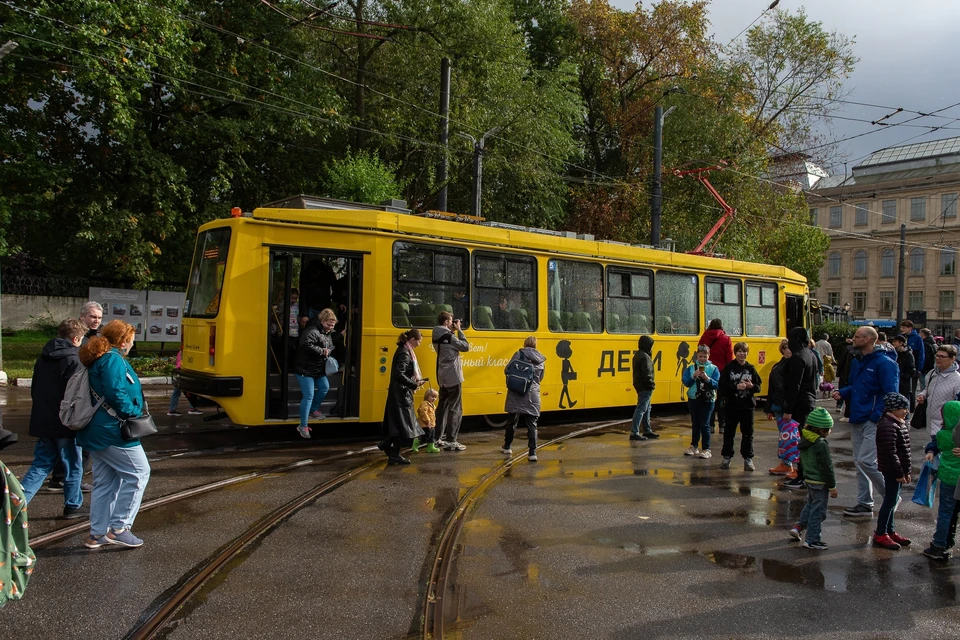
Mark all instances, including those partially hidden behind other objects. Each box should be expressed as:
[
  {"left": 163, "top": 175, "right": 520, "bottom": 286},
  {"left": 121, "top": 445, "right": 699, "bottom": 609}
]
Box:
[{"left": 406, "top": 341, "right": 422, "bottom": 383}]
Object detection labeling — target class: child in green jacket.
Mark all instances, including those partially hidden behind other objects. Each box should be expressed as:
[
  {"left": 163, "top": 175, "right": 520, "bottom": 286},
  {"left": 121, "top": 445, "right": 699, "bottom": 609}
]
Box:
[
  {"left": 923, "top": 400, "right": 960, "bottom": 560},
  {"left": 789, "top": 407, "right": 837, "bottom": 550}
]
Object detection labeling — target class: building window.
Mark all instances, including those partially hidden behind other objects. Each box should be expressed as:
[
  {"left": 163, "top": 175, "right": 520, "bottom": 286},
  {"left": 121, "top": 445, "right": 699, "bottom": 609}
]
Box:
[
  {"left": 854, "top": 250, "right": 867, "bottom": 278},
  {"left": 829, "top": 206, "right": 842, "bottom": 228},
  {"left": 855, "top": 203, "right": 868, "bottom": 226},
  {"left": 853, "top": 291, "right": 867, "bottom": 313},
  {"left": 911, "top": 197, "right": 926, "bottom": 221},
  {"left": 809, "top": 208, "right": 818, "bottom": 225},
  {"left": 879, "top": 291, "right": 893, "bottom": 313},
  {"left": 828, "top": 252, "right": 841, "bottom": 278},
  {"left": 941, "top": 248, "right": 957, "bottom": 276},
  {"left": 943, "top": 193, "right": 958, "bottom": 219},
  {"left": 940, "top": 291, "right": 955, "bottom": 312},
  {"left": 910, "top": 248, "right": 925, "bottom": 275},
  {"left": 908, "top": 290, "right": 924, "bottom": 311},
  {"left": 882, "top": 200, "right": 896, "bottom": 224},
  {"left": 827, "top": 292, "right": 840, "bottom": 307},
  {"left": 880, "top": 248, "right": 895, "bottom": 278}
]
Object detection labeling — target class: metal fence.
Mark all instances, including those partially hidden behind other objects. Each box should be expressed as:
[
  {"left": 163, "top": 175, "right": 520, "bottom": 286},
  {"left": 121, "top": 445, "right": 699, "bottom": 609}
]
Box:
[{"left": 1, "top": 275, "right": 185, "bottom": 297}]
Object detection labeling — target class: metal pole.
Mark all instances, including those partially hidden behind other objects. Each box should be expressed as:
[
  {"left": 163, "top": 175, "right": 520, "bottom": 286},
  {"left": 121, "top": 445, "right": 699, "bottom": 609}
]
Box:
[
  {"left": 437, "top": 57, "right": 451, "bottom": 212},
  {"left": 650, "top": 106, "right": 663, "bottom": 247},
  {"left": 471, "top": 144, "right": 482, "bottom": 217},
  {"left": 896, "top": 223, "right": 906, "bottom": 321}
]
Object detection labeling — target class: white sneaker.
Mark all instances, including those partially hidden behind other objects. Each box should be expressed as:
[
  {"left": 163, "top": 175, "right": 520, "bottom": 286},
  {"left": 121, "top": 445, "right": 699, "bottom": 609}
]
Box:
[
  {"left": 839, "top": 417, "right": 849, "bottom": 423},
  {"left": 501, "top": 447, "right": 513, "bottom": 455},
  {"left": 528, "top": 453, "right": 538, "bottom": 462},
  {"left": 444, "top": 441, "right": 466, "bottom": 451},
  {"left": 684, "top": 446, "right": 699, "bottom": 456},
  {"left": 698, "top": 449, "right": 712, "bottom": 459}
]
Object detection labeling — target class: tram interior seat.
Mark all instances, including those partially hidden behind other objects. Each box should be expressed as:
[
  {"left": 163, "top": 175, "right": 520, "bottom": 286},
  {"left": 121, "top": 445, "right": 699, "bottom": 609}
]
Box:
[
  {"left": 474, "top": 306, "right": 495, "bottom": 329},
  {"left": 626, "top": 314, "right": 648, "bottom": 333},
  {"left": 561, "top": 311, "right": 574, "bottom": 331},
  {"left": 510, "top": 308, "right": 530, "bottom": 331},
  {"left": 548, "top": 310, "right": 563, "bottom": 331},
  {"left": 606, "top": 313, "right": 621, "bottom": 333},
  {"left": 570, "top": 312, "right": 593, "bottom": 332},
  {"left": 657, "top": 316, "right": 673, "bottom": 334},
  {"left": 410, "top": 303, "right": 436, "bottom": 327},
  {"left": 393, "top": 302, "right": 411, "bottom": 327},
  {"left": 436, "top": 303, "right": 453, "bottom": 317}
]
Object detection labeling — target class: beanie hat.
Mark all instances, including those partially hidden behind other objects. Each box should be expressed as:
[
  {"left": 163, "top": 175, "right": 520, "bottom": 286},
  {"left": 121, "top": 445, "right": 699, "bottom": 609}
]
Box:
[
  {"left": 891, "top": 334, "right": 907, "bottom": 345},
  {"left": 805, "top": 407, "right": 834, "bottom": 431},
  {"left": 884, "top": 392, "right": 909, "bottom": 412}
]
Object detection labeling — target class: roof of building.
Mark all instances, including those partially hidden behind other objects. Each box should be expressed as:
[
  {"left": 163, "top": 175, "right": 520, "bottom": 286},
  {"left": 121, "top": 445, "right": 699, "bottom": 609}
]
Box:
[
  {"left": 858, "top": 136, "right": 960, "bottom": 168},
  {"left": 810, "top": 162, "right": 960, "bottom": 192}
]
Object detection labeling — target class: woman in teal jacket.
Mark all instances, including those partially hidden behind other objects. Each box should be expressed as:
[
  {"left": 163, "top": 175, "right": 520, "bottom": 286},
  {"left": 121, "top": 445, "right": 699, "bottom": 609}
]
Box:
[
  {"left": 681, "top": 344, "right": 720, "bottom": 459},
  {"left": 77, "top": 320, "right": 151, "bottom": 549}
]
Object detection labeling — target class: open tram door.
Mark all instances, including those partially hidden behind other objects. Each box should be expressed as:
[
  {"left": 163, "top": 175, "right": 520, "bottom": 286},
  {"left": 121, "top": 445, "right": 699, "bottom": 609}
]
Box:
[
  {"left": 785, "top": 294, "right": 806, "bottom": 336},
  {"left": 266, "top": 251, "right": 363, "bottom": 421}
]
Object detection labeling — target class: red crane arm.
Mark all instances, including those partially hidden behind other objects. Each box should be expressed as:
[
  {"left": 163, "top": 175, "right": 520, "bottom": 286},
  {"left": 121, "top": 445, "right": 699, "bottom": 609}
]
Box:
[{"left": 672, "top": 164, "right": 735, "bottom": 256}]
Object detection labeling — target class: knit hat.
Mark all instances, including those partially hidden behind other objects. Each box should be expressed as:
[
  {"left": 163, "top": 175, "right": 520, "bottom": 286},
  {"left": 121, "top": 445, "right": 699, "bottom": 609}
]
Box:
[
  {"left": 884, "top": 392, "right": 909, "bottom": 412},
  {"left": 805, "top": 407, "right": 834, "bottom": 431},
  {"left": 891, "top": 334, "right": 907, "bottom": 345}
]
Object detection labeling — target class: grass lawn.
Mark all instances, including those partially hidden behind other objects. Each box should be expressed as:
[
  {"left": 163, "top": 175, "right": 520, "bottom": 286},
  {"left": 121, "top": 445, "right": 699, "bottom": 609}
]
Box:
[{"left": 1, "top": 330, "right": 177, "bottom": 380}]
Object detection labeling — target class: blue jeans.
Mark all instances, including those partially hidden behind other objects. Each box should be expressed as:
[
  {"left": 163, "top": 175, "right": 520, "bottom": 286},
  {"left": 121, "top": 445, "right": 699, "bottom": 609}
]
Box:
[
  {"left": 20, "top": 437, "right": 83, "bottom": 508},
  {"left": 631, "top": 390, "right": 653, "bottom": 436},
  {"left": 850, "top": 420, "right": 885, "bottom": 508},
  {"left": 89, "top": 445, "right": 151, "bottom": 535},
  {"left": 934, "top": 482, "right": 960, "bottom": 548},
  {"left": 875, "top": 473, "right": 902, "bottom": 536},
  {"left": 687, "top": 399, "right": 713, "bottom": 450},
  {"left": 296, "top": 373, "right": 330, "bottom": 426},
  {"left": 168, "top": 386, "right": 196, "bottom": 412},
  {"left": 798, "top": 484, "right": 830, "bottom": 543}
]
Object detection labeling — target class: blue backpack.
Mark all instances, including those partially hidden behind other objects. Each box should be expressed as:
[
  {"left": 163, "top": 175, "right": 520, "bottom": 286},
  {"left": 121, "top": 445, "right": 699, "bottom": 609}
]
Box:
[{"left": 505, "top": 353, "right": 536, "bottom": 395}]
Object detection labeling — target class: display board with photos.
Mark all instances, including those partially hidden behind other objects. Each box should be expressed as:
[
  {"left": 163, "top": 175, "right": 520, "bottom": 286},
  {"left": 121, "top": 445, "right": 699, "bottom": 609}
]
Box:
[
  {"left": 146, "top": 290, "right": 187, "bottom": 342},
  {"left": 88, "top": 288, "right": 186, "bottom": 343}
]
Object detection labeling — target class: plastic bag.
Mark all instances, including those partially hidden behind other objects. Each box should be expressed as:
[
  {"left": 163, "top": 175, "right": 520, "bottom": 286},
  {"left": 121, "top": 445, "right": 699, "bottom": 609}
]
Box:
[{"left": 912, "top": 461, "right": 938, "bottom": 508}]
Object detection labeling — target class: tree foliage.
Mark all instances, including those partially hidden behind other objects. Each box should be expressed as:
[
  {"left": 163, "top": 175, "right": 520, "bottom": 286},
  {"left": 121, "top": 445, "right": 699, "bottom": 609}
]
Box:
[{"left": 0, "top": 0, "right": 854, "bottom": 288}]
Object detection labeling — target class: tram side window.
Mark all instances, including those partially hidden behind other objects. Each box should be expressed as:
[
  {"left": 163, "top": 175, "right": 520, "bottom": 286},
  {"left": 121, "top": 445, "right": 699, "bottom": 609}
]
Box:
[
  {"left": 184, "top": 228, "right": 231, "bottom": 318},
  {"left": 746, "top": 282, "right": 778, "bottom": 336},
  {"left": 654, "top": 271, "right": 698, "bottom": 335},
  {"left": 705, "top": 278, "right": 743, "bottom": 337},
  {"left": 547, "top": 259, "right": 602, "bottom": 333},
  {"left": 606, "top": 268, "right": 652, "bottom": 334},
  {"left": 392, "top": 242, "right": 469, "bottom": 328},
  {"left": 472, "top": 252, "right": 537, "bottom": 330}
]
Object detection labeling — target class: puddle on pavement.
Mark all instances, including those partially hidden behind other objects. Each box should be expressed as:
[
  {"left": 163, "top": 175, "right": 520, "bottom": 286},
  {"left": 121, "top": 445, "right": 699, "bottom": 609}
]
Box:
[{"left": 707, "top": 550, "right": 838, "bottom": 591}]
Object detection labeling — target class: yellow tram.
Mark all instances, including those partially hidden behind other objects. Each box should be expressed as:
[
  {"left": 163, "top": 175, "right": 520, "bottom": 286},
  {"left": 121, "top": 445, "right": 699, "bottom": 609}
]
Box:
[{"left": 176, "top": 196, "right": 809, "bottom": 427}]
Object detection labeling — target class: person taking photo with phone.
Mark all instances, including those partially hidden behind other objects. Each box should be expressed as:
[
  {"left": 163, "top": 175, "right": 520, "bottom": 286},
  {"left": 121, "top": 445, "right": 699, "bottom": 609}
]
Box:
[{"left": 432, "top": 311, "right": 470, "bottom": 451}]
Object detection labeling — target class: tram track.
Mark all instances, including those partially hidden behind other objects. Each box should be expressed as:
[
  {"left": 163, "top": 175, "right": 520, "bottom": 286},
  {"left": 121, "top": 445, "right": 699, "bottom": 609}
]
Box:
[
  {"left": 421, "top": 419, "right": 628, "bottom": 640},
  {"left": 31, "top": 445, "right": 380, "bottom": 550},
  {"left": 123, "top": 453, "right": 388, "bottom": 639}
]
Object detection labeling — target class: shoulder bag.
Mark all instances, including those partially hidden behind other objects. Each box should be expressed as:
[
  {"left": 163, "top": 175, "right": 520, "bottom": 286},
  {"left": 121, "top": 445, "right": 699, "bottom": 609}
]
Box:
[{"left": 92, "top": 388, "right": 158, "bottom": 441}]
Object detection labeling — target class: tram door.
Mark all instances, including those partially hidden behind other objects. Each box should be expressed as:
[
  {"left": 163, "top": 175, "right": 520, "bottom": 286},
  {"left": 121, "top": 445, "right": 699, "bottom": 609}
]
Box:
[
  {"left": 785, "top": 294, "right": 805, "bottom": 336},
  {"left": 266, "top": 251, "right": 363, "bottom": 421}
]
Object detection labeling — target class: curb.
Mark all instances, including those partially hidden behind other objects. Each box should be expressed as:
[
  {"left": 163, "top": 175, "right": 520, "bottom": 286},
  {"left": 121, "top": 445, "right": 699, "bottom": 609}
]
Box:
[{"left": 12, "top": 376, "right": 172, "bottom": 388}]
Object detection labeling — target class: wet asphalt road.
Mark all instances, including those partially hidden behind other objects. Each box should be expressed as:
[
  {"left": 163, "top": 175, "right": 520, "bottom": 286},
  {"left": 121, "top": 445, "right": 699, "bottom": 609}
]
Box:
[{"left": 1, "top": 385, "right": 960, "bottom": 638}]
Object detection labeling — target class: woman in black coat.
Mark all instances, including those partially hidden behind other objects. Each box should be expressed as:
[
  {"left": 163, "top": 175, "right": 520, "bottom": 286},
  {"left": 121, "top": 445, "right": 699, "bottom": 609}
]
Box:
[{"left": 379, "top": 329, "right": 426, "bottom": 465}]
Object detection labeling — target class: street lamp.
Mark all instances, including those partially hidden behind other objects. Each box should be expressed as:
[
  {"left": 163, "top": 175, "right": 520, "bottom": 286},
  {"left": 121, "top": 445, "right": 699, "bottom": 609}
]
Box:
[{"left": 457, "top": 127, "right": 501, "bottom": 218}]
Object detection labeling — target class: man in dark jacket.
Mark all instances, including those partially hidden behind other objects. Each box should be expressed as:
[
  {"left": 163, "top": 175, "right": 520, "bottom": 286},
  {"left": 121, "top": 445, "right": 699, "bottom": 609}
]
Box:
[
  {"left": 890, "top": 334, "right": 917, "bottom": 410},
  {"left": 920, "top": 328, "right": 938, "bottom": 380},
  {"left": 630, "top": 336, "right": 658, "bottom": 441},
  {"left": 782, "top": 327, "right": 820, "bottom": 490},
  {"left": 18, "top": 318, "right": 88, "bottom": 518},
  {"left": 899, "top": 320, "right": 925, "bottom": 379},
  {"left": 832, "top": 326, "right": 900, "bottom": 519}
]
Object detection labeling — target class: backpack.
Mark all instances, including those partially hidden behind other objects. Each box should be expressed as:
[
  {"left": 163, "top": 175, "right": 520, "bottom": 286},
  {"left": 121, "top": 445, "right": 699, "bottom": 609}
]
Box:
[
  {"left": 58, "top": 368, "right": 104, "bottom": 431},
  {"left": 505, "top": 353, "right": 537, "bottom": 396},
  {"left": 0, "top": 461, "right": 35, "bottom": 607}
]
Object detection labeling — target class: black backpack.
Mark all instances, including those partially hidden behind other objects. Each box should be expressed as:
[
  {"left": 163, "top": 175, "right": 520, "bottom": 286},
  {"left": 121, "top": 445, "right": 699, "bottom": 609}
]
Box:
[{"left": 505, "top": 353, "right": 536, "bottom": 395}]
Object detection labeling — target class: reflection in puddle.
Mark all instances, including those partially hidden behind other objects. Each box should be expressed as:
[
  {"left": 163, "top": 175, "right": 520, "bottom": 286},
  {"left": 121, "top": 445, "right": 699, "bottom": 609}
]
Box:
[{"left": 706, "top": 550, "right": 839, "bottom": 591}]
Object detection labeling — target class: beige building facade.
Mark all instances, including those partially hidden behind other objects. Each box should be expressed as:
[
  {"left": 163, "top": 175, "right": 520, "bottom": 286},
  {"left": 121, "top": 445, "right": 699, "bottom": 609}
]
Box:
[{"left": 807, "top": 137, "right": 960, "bottom": 336}]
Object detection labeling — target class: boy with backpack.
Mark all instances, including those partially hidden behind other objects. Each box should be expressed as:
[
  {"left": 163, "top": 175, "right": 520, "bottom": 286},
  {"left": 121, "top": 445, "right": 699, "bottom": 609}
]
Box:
[
  {"left": 18, "top": 318, "right": 89, "bottom": 518},
  {"left": 788, "top": 407, "right": 837, "bottom": 550}
]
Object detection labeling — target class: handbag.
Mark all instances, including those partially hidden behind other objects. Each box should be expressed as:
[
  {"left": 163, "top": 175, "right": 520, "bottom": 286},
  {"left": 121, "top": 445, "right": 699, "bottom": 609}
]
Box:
[
  {"left": 93, "top": 387, "right": 158, "bottom": 441},
  {"left": 325, "top": 356, "right": 340, "bottom": 376},
  {"left": 912, "top": 461, "right": 938, "bottom": 508},
  {"left": 911, "top": 401, "right": 927, "bottom": 430}
]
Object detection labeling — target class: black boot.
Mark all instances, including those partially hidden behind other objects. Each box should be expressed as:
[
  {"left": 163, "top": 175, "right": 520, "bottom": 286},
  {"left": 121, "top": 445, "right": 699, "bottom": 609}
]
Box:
[{"left": 386, "top": 444, "right": 410, "bottom": 465}]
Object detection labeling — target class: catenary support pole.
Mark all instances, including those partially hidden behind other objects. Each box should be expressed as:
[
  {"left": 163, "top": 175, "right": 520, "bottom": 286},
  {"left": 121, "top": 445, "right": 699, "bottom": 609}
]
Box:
[
  {"left": 896, "top": 223, "right": 905, "bottom": 322},
  {"left": 436, "top": 58, "right": 451, "bottom": 212},
  {"left": 650, "top": 106, "right": 663, "bottom": 247}
]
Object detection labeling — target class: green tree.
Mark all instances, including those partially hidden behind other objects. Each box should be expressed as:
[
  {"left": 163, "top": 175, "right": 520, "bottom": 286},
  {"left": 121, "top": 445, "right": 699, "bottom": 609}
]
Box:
[{"left": 322, "top": 151, "right": 404, "bottom": 203}]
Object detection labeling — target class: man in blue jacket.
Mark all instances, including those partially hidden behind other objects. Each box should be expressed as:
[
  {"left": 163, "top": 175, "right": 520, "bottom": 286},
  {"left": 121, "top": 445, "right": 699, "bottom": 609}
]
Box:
[
  {"left": 900, "top": 320, "right": 925, "bottom": 382},
  {"left": 832, "top": 326, "right": 900, "bottom": 518}
]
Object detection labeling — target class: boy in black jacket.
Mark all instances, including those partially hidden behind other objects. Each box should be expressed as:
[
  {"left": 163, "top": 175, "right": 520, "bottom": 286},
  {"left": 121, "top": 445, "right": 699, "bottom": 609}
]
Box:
[
  {"left": 719, "top": 341, "right": 762, "bottom": 470},
  {"left": 630, "top": 336, "right": 659, "bottom": 440},
  {"left": 18, "top": 318, "right": 88, "bottom": 518}
]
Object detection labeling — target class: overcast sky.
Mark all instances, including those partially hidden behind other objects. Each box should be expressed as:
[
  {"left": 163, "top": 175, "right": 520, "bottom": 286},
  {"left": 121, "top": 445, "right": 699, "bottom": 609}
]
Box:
[{"left": 612, "top": 0, "right": 960, "bottom": 175}]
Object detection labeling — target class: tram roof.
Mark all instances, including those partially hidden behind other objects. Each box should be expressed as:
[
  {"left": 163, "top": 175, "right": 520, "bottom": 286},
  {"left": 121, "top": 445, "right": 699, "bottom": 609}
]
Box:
[{"left": 224, "top": 196, "right": 806, "bottom": 285}]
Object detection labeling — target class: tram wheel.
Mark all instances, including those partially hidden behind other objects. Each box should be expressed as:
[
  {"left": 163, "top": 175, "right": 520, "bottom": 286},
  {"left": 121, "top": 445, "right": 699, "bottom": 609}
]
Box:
[{"left": 482, "top": 414, "right": 511, "bottom": 429}]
